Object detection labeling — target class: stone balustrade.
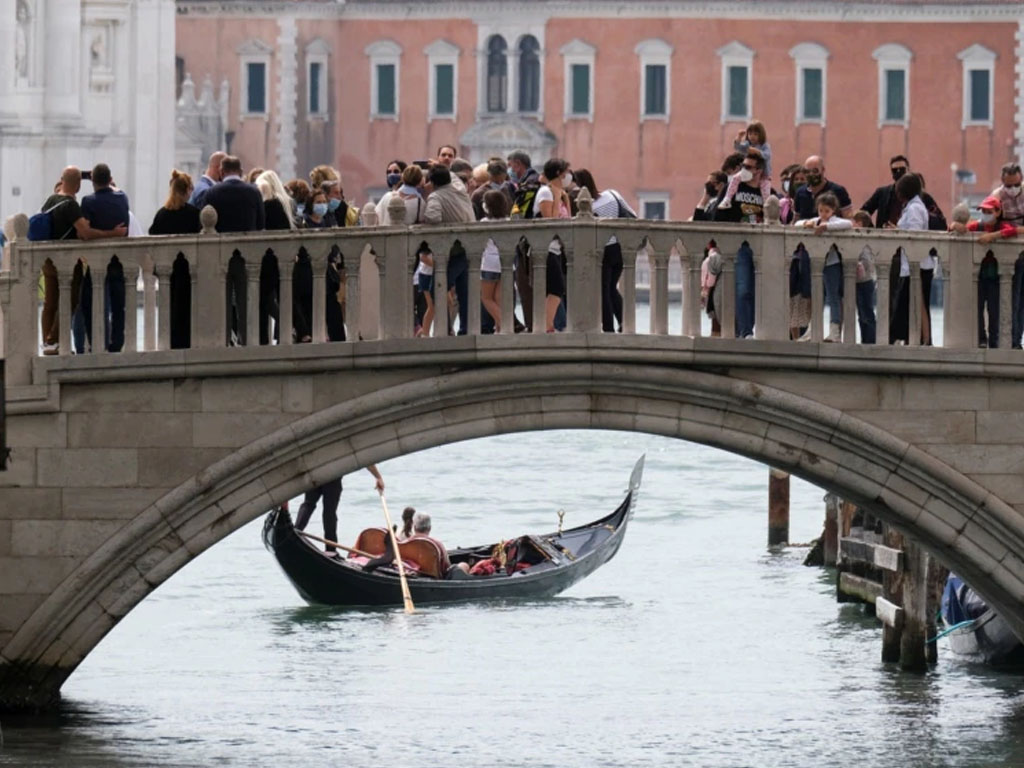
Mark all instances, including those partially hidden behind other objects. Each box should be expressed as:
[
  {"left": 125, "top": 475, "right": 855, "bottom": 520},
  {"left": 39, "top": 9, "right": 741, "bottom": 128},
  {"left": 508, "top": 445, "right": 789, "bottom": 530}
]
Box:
[{"left": 2, "top": 193, "right": 1023, "bottom": 387}]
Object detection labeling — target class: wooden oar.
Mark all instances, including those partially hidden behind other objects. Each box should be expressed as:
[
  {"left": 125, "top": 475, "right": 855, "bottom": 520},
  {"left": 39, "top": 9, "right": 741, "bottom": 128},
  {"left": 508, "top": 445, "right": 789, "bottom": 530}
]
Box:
[
  {"left": 296, "top": 530, "right": 375, "bottom": 559},
  {"left": 379, "top": 490, "right": 415, "bottom": 614}
]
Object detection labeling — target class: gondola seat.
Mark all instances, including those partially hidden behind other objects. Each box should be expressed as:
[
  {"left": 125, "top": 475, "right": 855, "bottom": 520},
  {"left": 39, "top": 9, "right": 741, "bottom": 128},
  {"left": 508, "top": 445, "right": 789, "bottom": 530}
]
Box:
[
  {"left": 397, "top": 537, "right": 448, "bottom": 579},
  {"left": 352, "top": 527, "right": 389, "bottom": 557}
]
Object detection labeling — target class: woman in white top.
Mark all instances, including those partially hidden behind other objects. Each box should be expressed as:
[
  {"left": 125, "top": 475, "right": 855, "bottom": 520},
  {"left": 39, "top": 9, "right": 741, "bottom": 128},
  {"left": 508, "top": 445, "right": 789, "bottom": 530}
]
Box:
[
  {"left": 535, "top": 157, "right": 572, "bottom": 332},
  {"left": 888, "top": 172, "right": 929, "bottom": 345},
  {"left": 375, "top": 164, "right": 426, "bottom": 226},
  {"left": 573, "top": 168, "right": 637, "bottom": 333},
  {"left": 479, "top": 189, "right": 510, "bottom": 332}
]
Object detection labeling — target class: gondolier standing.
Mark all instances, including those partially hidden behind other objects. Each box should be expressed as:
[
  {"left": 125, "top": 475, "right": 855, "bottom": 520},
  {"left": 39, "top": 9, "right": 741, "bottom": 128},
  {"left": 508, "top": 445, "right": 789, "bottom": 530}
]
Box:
[{"left": 295, "top": 466, "right": 385, "bottom": 554}]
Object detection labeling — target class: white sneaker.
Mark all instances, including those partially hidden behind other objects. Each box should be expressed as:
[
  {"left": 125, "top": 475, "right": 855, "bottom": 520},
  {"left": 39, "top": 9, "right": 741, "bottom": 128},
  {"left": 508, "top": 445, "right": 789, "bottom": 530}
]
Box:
[
  {"left": 42, "top": 343, "right": 58, "bottom": 356},
  {"left": 797, "top": 329, "right": 812, "bottom": 342}
]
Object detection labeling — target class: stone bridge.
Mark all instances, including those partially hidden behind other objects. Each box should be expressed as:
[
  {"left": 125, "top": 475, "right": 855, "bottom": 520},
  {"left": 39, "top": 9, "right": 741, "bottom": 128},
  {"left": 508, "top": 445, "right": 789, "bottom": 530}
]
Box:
[{"left": 2, "top": 201, "right": 1024, "bottom": 711}]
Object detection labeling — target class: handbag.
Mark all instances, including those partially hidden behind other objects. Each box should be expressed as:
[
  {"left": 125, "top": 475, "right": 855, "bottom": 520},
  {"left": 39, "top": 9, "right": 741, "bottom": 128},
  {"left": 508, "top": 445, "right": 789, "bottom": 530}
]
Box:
[{"left": 612, "top": 191, "right": 637, "bottom": 219}]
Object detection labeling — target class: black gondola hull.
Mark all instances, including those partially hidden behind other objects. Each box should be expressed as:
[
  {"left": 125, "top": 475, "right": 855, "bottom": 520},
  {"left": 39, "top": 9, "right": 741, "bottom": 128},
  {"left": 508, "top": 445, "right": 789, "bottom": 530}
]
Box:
[{"left": 263, "top": 456, "right": 643, "bottom": 608}]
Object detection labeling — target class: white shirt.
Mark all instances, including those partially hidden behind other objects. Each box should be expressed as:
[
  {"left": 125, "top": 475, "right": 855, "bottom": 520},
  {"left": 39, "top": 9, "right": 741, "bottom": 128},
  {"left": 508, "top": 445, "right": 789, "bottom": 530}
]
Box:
[
  {"left": 480, "top": 216, "right": 507, "bottom": 273},
  {"left": 897, "top": 195, "right": 931, "bottom": 275}
]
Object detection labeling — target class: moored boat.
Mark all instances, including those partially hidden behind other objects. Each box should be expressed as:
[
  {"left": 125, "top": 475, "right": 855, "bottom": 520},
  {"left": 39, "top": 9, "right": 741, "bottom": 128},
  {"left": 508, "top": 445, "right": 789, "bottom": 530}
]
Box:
[
  {"left": 940, "top": 574, "right": 1024, "bottom": 664},
  {"left": 263, "top": 455, "right": 644, "bottom": 607}
]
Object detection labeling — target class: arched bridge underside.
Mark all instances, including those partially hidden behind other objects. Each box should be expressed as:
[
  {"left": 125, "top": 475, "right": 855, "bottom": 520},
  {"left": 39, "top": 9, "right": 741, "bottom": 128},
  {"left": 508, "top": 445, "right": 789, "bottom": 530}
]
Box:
[{"left": 3, "top": 335, "right": 1024, "bottom": 710}]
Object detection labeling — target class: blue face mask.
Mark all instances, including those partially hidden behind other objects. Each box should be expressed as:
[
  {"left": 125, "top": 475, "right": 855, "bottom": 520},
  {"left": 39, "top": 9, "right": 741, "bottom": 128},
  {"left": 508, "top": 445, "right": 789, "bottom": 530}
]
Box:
[
  {"left": 328, "top": 198, "right": 342, "bottom": 212},
  {"left": 508, "top": 170, "right": 519, "bottom": 184},
  {"left": 386, "top": 172, "right": 402, "bottom": 188},
  {"left": 296, "top": 203, "right": 305, "bottom": 216},
  {"left": 313, "top": 202, "right": 328, "bottom": 217}
]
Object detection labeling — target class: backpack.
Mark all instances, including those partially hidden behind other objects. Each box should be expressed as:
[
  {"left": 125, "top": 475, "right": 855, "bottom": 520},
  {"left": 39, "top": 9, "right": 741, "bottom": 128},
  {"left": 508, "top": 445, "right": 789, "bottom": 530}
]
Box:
[
  {"left": 511, "top": 180, "right": 541, "bottom": 220},
  {"left": 28, "top": 199, "right": 71, "bottom": 242}
]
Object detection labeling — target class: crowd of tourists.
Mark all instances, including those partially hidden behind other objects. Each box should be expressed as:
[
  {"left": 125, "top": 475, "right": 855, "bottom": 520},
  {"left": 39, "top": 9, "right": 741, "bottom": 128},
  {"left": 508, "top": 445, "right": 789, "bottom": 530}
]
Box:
[{"left": 26, "top": 124, "right": 1024, "bottom": 352}]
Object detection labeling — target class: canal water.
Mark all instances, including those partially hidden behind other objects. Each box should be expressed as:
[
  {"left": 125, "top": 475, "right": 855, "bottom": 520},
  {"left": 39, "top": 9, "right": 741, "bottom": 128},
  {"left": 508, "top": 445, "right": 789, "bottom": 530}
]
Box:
[{"left": 2, "top": 431, "right": 1023, "bottom": 767}]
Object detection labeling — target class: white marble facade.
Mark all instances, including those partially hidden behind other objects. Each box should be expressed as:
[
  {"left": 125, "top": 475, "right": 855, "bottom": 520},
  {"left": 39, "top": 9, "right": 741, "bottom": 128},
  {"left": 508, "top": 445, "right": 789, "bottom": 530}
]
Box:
[{"left": 0, "top": 0, "right": 176, "bottom": 228}]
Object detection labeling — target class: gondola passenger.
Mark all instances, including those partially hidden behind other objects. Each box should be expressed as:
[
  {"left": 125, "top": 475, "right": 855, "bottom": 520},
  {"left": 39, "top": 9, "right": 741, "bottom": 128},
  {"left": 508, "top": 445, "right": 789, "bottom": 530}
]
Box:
[{"left": 411, "top": 513, "right": 471, "bottom": 575}]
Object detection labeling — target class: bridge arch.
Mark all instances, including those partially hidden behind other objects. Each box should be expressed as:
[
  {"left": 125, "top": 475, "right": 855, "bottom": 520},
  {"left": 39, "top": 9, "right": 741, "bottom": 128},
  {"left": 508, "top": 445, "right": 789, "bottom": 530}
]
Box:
[{"left": 4, "top": 362, "right": 1022, "bottom": 709}]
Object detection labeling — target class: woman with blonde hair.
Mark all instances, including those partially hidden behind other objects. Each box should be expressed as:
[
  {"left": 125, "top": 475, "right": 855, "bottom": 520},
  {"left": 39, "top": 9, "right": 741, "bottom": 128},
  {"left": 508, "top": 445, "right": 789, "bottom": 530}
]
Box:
[
  {"left": 256, "top": 170, "right": 294, "bottom": 231},
  {"left": 309, "top": 164, "right": 339, "bottom": 190}
]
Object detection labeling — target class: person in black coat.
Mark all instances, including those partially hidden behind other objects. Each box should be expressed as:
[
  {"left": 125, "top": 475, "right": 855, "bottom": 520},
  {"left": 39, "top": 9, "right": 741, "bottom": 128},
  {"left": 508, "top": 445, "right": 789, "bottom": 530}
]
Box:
[
  {"left": 204, "top": 156, "right": 264, "bottom": 344},
  {"left": 149, "top": 169, "right": 201, "bottom": 349},
  {"left": 255, "top": 171, "right": 294, "bottom": 344}
]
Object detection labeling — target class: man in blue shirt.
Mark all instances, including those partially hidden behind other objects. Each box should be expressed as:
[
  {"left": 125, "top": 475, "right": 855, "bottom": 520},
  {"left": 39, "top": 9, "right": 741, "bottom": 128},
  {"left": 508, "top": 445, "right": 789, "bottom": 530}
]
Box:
[{"left": 82, "top": 164, "right": 131, "bottom": 352}]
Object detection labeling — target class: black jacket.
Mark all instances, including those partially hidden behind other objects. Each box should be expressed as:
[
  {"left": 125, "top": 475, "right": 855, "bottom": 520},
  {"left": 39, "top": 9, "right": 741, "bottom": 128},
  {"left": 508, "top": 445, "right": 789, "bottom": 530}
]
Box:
[
  {"left": 205, "top": 177, "right": 265, "bottom": 233},
  {"left": 862, "top": 184, "right": 946, "bottom": 231}
]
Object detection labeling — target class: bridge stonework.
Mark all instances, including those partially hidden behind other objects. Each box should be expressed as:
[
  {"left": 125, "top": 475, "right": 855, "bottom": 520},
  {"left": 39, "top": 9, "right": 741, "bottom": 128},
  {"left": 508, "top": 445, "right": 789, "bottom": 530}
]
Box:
[{"left": 2, "top": 337, "right": 1024, "bottom": 711}]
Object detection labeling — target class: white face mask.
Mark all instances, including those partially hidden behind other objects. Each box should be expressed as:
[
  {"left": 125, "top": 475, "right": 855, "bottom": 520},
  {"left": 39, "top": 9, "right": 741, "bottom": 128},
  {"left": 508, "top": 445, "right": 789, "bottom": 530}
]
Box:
[
  {"left": 738, "top": 168, "right": 754, "bottom": 183},
  {"left": 562, "top": 172, "right": 573, "bottom": 186},
  {"left": 981, "top": 212, "right": 997, "bottom": 224},
  {"left": 1006, "top": 185, "right": 1023, "bottom": 197},
  {"left": 782, "top": 180, "right": 790, "bottom": 194}
]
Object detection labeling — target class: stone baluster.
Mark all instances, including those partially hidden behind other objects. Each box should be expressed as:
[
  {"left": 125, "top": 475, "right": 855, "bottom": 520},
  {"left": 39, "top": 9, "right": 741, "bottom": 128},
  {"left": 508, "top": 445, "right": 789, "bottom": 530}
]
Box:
[
  {"left": 432, "top": 245, "right": 449, "bottom": 337},
  {"left": 245, "top": 258, "right": 261, "bottom": 346},
  {"left": 679, "top": 246, "right": 695, "bottom": 338},
  {"left": 194, "top": 206, "right": 222, "bottom": 348},
  {"left": 650, "top": 245, "right": 670, "bottom": 336},
  {"left": 571, "top": 189, "right": 600, "bottom": 333},
  {"left": 344, "top": 246, "right": 360, "bottom": 342},
  {"left": 157, "top": 262, "right": 171, "bottom": 351},
  {"left": 467, "top": 245, "right": 483, "bottom": 336},
  {"left": 4, "top": 215, "right": 33, "bottom": 384},
  {"left": 90, "top": 259, "right": 104, "bottom": 354},
  {"left": 123, "top": 259, "right": 139, "bottom": 353},
  {"left": 809, "top": 250, "right": 824, "bottom": 342},
  {"left": 876, "top": 251, "right": 891, "bottom": 347},
  {"left": 841, "top": 251, "right": 857, "bottom": 344},
  {"left": 143, "top": 258, "right": 157, "bottom": 351},
  {"left": 312, "top": 248, "right": 327, "bottom": 344},
  {"left": 498, "top": 242, "right": 515, "bottom": 335},
  {"left": 57, "top": 262, "right": 73, "bottom": 356},
  {"left": 278, "top": 250, "right": 294, "bottom": 345},
  {"left": 531, "top": 240, "right": 547, "bottom": 335},
  {"left": 755, "top": 232, "right": 781, "bottom": 341},
  {"left": 998, "top": 247, "right": 1013, "bottom": 349},
  {"left": 718, "top": 250, "right": 736, "bottom": 339},
  {"left": 621, "top": 245, "right": 638, "bottom": 335},
  {"left": 379, "top": 231, "right": 411, "bottom": 339}
]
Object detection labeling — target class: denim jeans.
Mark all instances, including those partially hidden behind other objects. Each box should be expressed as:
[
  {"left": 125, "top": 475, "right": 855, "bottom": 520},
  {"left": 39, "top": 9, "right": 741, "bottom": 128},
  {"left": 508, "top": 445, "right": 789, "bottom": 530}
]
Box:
[
  {"left": 734, "top": 242, "right": 755, "bottom": 338},
  {"left": 823, "top": 262, "right": 842, "bottom": 327},
  {"left": 72, "top": 267, "right": 92, "bottom": 353},
  {"left": 855, "top": 281, "right": 876, "bottom": 344},
  {"left": 554, "top": 299, "right": 567, "bottom": 331}
]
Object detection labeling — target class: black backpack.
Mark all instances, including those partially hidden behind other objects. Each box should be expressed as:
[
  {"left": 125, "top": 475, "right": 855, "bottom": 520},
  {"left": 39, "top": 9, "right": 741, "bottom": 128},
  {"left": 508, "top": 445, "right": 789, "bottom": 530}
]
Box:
[{"left": 512, "top": 180, "right": 542, "bottom": 220}]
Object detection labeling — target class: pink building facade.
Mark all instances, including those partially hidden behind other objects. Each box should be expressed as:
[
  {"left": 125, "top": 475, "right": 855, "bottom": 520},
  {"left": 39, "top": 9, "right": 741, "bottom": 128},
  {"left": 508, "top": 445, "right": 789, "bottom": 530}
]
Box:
[{"left": 176, "top": 0, "right": 1024, "bottom": 218}]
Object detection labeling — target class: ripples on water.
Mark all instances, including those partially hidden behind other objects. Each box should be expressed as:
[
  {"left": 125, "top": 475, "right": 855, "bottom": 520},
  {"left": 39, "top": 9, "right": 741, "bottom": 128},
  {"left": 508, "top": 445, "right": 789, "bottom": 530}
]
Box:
[{"left": 3, "top": 431, "right": 1022, "bottom": 767}]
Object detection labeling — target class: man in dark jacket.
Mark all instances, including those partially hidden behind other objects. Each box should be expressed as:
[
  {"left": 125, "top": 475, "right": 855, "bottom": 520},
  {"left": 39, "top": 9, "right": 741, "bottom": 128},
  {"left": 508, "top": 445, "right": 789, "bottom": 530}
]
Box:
[
  {"left": 862, "top": 155, "right": 946, "bottom": 230},
  {"left": 204, "top": 156, "right": 264, "bottom": 344}
]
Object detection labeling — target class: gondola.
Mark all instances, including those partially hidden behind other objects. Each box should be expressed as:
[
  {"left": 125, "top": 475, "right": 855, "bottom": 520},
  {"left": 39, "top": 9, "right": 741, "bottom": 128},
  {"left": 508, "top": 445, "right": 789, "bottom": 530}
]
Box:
[
  {"left": 940, "top": 573, "right": 1024, "bottom": 664},
  {"left": 263, "top": 455, "right": 644, "bottom": 607}
]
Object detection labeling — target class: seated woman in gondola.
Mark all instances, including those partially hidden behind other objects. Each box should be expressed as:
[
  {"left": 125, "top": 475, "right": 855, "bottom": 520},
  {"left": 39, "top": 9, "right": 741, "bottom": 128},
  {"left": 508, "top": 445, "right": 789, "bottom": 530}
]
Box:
[{"left": 409, "top": 513, "right": 470, "bottom": 575}]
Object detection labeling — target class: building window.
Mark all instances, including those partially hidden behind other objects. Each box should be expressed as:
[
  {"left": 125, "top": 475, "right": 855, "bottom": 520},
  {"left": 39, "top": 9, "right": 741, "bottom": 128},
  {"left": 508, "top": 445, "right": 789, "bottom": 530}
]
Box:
[
  {"left": 365, "top": 39, "right": 402, "bottom": 119},
  {"left": 305, "top": 39, "right": 330, "bottom": 119},
  {"left": 424, "top": 39, "right": 460, "bottom": 120},
  {"left": 560, "top": 38, "right": 595, "bottom": 121},
  {"left": 634, "top": 38, "right": 673, "bottom": 121},
  {"left": 237, "top": 39, "right": 272, "bottom": 118},
  {"left": 958, "top": 44, "right": 996, "bottom": 128},
  {"left": 486, "top": 35, "right": 507, "bottom": 113},
  {"left": 518, "top": 35, "right": 541, "bottom": 113},
  {"left": 638, "top": 193, "right": 669, "bottom": 220},
  {"left": 717, "top": 41, "right": 754, "bottom": 123},
  {"left": 872, "top": 44, "right": 912, "bottom": 127},
  {"left": 789, "top": 42, "right": 829, "bottom": 124}
]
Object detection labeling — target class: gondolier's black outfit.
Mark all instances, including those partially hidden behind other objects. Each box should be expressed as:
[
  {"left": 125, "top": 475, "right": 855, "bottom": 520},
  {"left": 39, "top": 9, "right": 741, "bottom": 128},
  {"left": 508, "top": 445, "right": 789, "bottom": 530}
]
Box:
[{"left": 295, "top": 480, "right": 342, "bottom": 552}]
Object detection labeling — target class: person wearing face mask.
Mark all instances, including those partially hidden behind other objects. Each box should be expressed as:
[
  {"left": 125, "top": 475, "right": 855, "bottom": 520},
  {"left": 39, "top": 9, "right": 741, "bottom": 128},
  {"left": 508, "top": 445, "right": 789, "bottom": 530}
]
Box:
[
  {"left": 993, "top": 162, "right": 1023, "bottom": 227},
  {"left": 285, "top": 179, "right": 311, "bottom": 228},
  {"left": 777, "top": 164, "right": 805, "bottom": 225},
  {"left": 691, "top": 170, "right": 727, "bottom": 221},
  {"left": 385, "top": 159, "right": 406, "bottom": 191},
  {"left": 471, "top": 158, "right": 514, "bottom": 220},
  {"left": 322, "top": 180, "right": 358, "bottom": 227},
  {"left": 793, "top": 155, "right": 852, "bottom": 220},
  {"left": 535, "top": 158, "right": 572, "bottom": 332},
  {"left": 304, "top": 191, "right": 331, "bottom": 228},
  {"left": 861, "top": 155, "right": 914, "bottom": 228}
]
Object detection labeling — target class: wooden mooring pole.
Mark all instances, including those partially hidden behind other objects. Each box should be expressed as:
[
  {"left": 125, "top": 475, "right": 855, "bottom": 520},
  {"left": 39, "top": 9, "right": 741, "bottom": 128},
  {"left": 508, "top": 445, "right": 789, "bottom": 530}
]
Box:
[
  {"left": 768, "top": 468, "right": 790, "bottom": 546},
  {"left": 880, "top": 524, "right": 904, "bottom": 663},
  {"left": 900, "top": 539, "right": 929, "bottom": 671}
]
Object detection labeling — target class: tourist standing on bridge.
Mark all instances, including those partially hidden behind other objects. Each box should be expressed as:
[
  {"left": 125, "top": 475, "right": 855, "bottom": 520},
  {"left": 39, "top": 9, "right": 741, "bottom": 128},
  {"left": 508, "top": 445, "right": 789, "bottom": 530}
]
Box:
[
  {"left": 507, "top": 150, "right": 541, "bottom": 331},
  {"left": 149, "top": 170, "right": 201, "bottom": 349},
  {"left": 535, "top": 157, "right": 572, "bottom": 333},
  {"left": 888, "top": 172, "right": 929, "bottom": 345},
  {"left": 188, "top": 151, "right": 225, "bottom": 210},
  {"left": 424, "top": 165, "right": 474, "bottom": 334},
  {"left": 793, "top": 156, "right": 852, "bottom": 220},
  {"left": 992, "top": 162, "right": 1023, "bottom": 227},
  {"left": 294, "top": 466, "right": 385, "bottom": 555},
  {"left": 81, "top": 164, "right": 131, "bottom": 354}
]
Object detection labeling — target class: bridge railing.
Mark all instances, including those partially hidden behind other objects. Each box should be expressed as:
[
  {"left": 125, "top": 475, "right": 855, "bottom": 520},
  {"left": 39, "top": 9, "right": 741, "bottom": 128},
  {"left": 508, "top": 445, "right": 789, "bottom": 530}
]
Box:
[{"left": 2, "top": 193, "right": 1023, "bottom": 385}]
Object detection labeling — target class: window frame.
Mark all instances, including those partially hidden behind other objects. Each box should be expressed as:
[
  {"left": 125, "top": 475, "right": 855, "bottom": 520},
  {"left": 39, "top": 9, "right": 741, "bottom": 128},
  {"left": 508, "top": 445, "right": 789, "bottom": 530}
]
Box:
[
  {"left": 424, "top": 38, "right": 460, "bottom": 121},
  {"left": 305, "top": 38, "right": 330, "bottom": 120},
  {"left": 872, "top": 43, "right": 912, "bottom": 128},
  {"left": 634, "top": 38, "right": 673, "bottom": 122},
  {"left": 957, "top": 44, "right": 996, "bottom": 129},
  {"left": 560, "top": 38, "right": 595, "bottom": 122},
  {"left": 637, "top": 192, "right": 670, "bottom": 221},
  {"left": 717, "top": 41, "right": 754, "bottom": 124},
  {"left": 789, "top": 42, "right": 829, "bottom": 126},
  {"left": 237, "top": 39, "right": 272, "bottom": 120},
  {"left": 365, "top": 39, "right": 402, "bottom": 121}
]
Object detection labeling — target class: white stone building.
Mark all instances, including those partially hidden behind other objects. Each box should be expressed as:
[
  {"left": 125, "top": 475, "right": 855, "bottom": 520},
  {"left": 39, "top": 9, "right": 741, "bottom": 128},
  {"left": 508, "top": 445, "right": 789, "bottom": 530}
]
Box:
[{"left": 0, "top": 0, "right": 176, "bottom": 227}]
